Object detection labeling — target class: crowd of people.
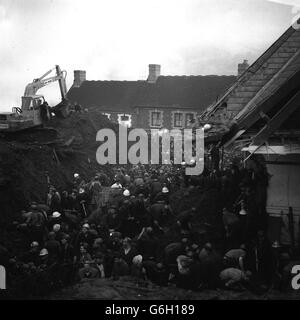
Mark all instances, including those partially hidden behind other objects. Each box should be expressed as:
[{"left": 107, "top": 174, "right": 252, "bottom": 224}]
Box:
[{"left": 0, "top": 153, "right": 297, "bottom": 298}]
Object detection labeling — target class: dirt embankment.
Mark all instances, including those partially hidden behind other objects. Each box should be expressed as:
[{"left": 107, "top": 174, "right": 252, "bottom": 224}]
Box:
[
  {"left": 48, "top": 278, "right": 300, "bottom": 300},
  {"left": 0, "top": 110, "right": 116, "bottom": 225}
]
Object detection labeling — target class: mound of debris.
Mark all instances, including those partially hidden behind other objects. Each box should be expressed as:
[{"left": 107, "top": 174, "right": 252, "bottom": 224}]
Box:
[
  {"left": 0, "top": 110, "right": 116, "bottom": 226},
  {"left": 48, "top": 278, "right": 300, "bottom": 300}
]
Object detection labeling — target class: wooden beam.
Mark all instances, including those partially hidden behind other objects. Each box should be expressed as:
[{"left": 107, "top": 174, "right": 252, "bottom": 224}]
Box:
[
  {"left": 252, "top": 90, "right": 300, "bottom": 146},
  {"left": 220, "top": 70, "right": 300, "bottom": 148},
  {"left": 238, "top": 65, "right": 300, "bottom": 130}
]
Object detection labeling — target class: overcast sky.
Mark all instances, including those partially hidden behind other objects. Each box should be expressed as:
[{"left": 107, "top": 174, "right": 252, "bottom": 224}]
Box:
[{"left": 0, "top": 0, "right": 299, "bottom": 110}]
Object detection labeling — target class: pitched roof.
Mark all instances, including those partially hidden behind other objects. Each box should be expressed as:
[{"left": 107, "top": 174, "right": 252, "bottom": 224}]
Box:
[
  {"left": 201, "top": 24, "right": 300, "bottom": 122},
  {"left": 67, "top": 75, "right": 236, "bottom": 112}
]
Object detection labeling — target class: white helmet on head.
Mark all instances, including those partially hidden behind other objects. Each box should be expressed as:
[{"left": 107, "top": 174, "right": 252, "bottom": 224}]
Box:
[
  {"left": 74, "top": 173, "right": 79, "bottom": 178},
  {"left": 123, "top": 189, "right": 130, "bottom": 197},
  {"left": 162, "top": 187, "right": 169, "bottom": 193},
  {"left": 31, "top": 241, "right": 39, "bottom": 248},
  {"left": 132, "top": 255, "right": 143, "bottom": 265},
  {"left": 39, "top": 248, "right": 48, "bottom": 256},
  {"left": 52, "top": 211, "right": 61, "bottom": 218}
]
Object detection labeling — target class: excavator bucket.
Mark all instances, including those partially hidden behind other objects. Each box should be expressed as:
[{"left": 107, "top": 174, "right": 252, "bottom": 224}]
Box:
[{"left": 51, "top": 99, "right": 70, "bottom": 119}]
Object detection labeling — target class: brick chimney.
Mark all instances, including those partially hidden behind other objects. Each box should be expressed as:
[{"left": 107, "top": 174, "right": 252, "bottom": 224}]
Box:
[
  {"left": 73, "top": 70, "right": 86, "bottom": 87},
  {"left": 147, "top": 64, "right": 161, "bottom": 83},
  {"left": 238, "top": 60, "right": 249, "bottom": 77}
]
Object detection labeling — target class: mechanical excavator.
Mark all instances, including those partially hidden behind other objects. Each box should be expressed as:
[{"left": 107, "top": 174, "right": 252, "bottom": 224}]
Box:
[{"left": 0, "top": 65, "right": 70, "bottom": 132}]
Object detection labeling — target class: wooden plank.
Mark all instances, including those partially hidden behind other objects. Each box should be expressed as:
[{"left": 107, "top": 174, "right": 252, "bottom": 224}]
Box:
[
  {"left": 227, "top": 103, "right": 243, "bottom": 111},
  {"left": 252, "top": 90, "right": 300, "bottom": 145},
  {"left": 228, "top": 97, "right": 252, "bottom": 104}
]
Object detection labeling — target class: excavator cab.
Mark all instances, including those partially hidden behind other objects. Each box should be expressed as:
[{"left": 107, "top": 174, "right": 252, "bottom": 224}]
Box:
[
  {"left": 0, "top": 65, "right": 69, "bottom": 133},
  {"left": 20, "top": 95, "right": 43, "bottom": 126}
]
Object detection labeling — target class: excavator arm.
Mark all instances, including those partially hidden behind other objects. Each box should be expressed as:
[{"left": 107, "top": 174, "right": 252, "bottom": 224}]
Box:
[
  {"left": 23, "top": 65, "right": 68, "bottom": 99},
  {"left": 22, "top": 65, "right": 70, "bottom": 118}
]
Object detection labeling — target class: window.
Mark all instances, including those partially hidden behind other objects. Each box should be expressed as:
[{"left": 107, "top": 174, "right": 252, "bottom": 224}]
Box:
[
  {"left": 185, "top": 113, "right": 196, "bottom": 127},
  {"left": 102, "top": 113, "right": 111, "bottom": 120},
  {"left": 173, "top": 112, "right": 183, "bottom": 127},
  {"left": 117, "top": 114, "right": 132, "bottom": 127},
  {"left": 150, "top": 111, "right": 163, "bottom": 127}
]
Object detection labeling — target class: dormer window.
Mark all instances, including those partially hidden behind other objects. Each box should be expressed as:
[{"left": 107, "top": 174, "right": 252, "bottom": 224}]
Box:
[
  {"left": 118, "top": 114, "right": 132, "bottom": 127},
  {"left": 102, "top": 113, "right": 111, "bottom": 120}
]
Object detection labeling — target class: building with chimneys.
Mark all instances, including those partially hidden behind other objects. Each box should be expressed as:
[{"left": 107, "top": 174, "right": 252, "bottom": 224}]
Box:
[{"left": 67, "top": 64, "right": 236, "bottom": 130}]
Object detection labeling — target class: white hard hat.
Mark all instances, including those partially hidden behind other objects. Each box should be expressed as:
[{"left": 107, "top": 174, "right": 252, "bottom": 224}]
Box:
[
  {"left": 74, "top": 173, "right": 79, "bottom": 178},
  {"left": 132, "top": 255, "right": 143, "bottom": 265},
  {"left": 52, "top": 211, "right": 61, "bottom": 218},
  {"left": 239, "top": 208, "right": 248, "bottom": 216},
  {"left": 203, "top": 124, "right": 212, "bottom": 131},
  {"left": 53, "top": 224, "right": 61, "bottom": 232},
  {"left": 181, "top": 161, "right": 186, "bottom": 166},
  {"left": 190, "top": 159, "right": 196, "bottom": 165},
  {"left": 123, "top": 189, "right": 130, "bottom": 197},
  {"left": 83, "top": 223, "right": 90, "bottom": 229},
  {"left": 39, "top": 248, "right": 48, "bottom": 256},
  {"left": 162, "top": 187, "right": 169, "bottom": 193},
  {"left": 31, "top": 241, "right": 39, "bottom": 248}
]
